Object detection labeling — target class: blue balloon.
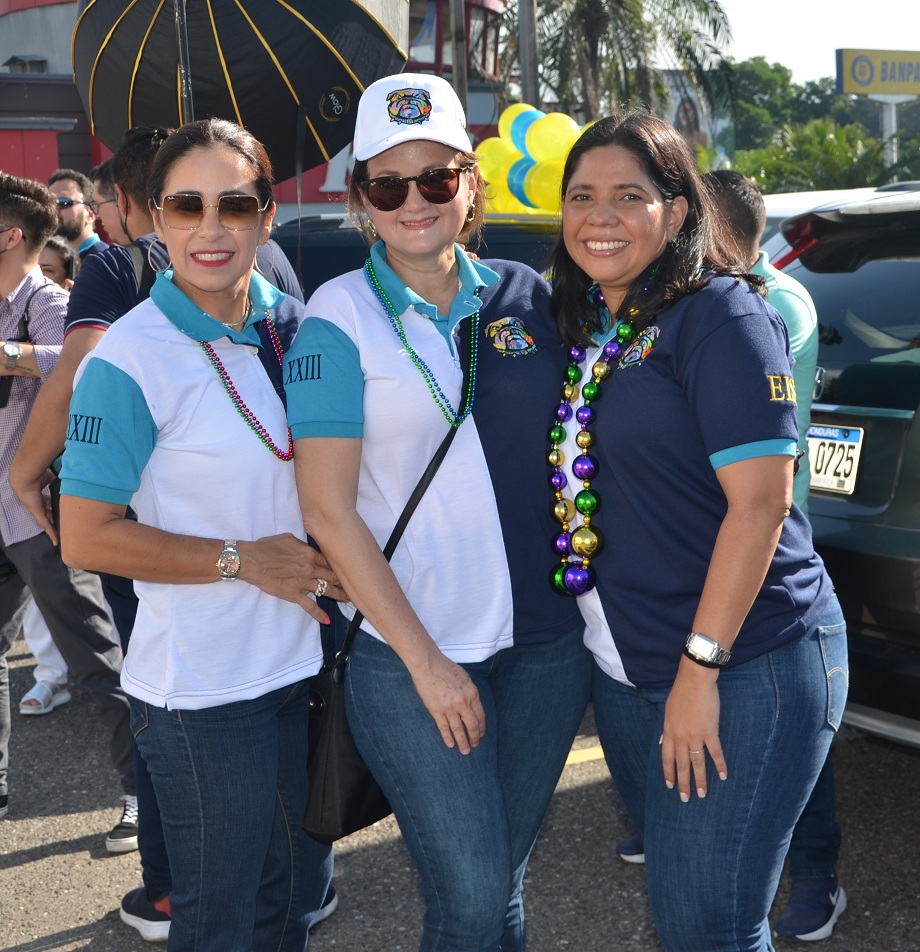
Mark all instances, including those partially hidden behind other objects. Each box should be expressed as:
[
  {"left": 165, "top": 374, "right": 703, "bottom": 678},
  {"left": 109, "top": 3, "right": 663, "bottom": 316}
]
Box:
[
  {"left": 510, "top": 108, "right": 544, "bottom": 155},
  {"left": 507, "top": 157, "right": 537, "bottom": 207}
]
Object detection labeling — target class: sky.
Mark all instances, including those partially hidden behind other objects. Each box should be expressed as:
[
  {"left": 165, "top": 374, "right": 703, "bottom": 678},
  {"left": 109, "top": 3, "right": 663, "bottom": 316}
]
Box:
[{"left": 715, "top": 0, "right": 913, "bottom": 84}]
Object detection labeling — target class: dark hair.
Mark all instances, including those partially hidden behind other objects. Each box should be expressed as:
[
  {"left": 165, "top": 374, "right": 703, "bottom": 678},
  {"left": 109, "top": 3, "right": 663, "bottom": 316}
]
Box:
[
  {"left": 148, "top": 119, "right": 274, "bottom": 209},
  {"left": 548, "top": 112, "right": 754, "bottom": 345},
  {"left": 0, "top": 172, "right": 58, "bottom": 252},
  {"left": 40, "top": 234, "right": 81, "bottom": 282},
  {"left": 48, "top": 168, "right": 94, "bottom": 201},
  {"left": 112, "top": 127, "right": 172, "bottom": 209},
  {"left": 674, "top": 96, "right": 700, "bottom": 135},
  {"left": 704, "top": 169, "right": 766, "bottom": 257},
  {"left": 347, "top": 151, "right": 486, "bottom": 247},
  {"left": 89, "top": 156, "right": 118, "bottom": 201}
]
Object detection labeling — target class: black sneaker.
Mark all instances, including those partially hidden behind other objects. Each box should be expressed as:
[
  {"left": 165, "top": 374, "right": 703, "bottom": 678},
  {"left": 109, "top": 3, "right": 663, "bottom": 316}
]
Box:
[
  {"left": 106, "top": 794, "right": 139, "bottom": 853},
  {"left": 775, "top": 875, "right": 847, "bottom": 942},
  {"left": 120, "top": 886, "right": 171, "bottom": 942},
  {"left": 310, "top": 885, "right": 339, "bottom": 930}
]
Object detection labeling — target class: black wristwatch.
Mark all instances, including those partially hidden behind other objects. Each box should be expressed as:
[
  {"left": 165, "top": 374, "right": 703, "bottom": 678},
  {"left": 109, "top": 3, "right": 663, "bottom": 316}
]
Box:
[{"left": 683, "top": 631, "right": 732, "bottom": 668}]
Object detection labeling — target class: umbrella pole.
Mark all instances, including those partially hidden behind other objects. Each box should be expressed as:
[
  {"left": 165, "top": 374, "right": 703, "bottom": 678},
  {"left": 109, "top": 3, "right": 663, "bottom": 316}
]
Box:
[{"left": 174, "top": 0, "right": 195, "bottom": 122}]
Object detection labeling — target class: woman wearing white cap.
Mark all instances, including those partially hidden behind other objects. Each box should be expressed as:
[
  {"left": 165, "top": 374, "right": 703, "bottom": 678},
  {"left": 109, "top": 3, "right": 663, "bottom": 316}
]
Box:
[{"left": 285, "top": 73, "right": 591, "bottom": 951}]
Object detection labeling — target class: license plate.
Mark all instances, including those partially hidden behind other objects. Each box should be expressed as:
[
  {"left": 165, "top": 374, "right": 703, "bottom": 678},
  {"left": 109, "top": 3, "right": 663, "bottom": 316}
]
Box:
[{"left": 806, "top": 424, "right": 864, "bottom": 495}]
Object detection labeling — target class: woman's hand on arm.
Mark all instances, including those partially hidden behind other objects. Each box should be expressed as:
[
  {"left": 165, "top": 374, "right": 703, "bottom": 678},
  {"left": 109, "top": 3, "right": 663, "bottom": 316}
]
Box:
[
  {"left": 294, "top": 437, "right": 485, "bottom": 753},
  {"left": 661, "top": 454, "right": 792, "bottom": 800},
  {"left": 58, "top": 496, "right": 343, "bottom": 626}
]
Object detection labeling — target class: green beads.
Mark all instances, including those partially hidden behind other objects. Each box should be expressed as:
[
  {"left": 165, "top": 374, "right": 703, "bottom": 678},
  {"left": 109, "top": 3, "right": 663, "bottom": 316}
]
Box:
[
  {"left": 575, "top": 489, "right": 599, "bottom": 516},
  {"left": 582, "top": 380, "right": 600, "bottom": 401},
  {"left": 549, "top": 424, "right": 566, "bottom": 444}
]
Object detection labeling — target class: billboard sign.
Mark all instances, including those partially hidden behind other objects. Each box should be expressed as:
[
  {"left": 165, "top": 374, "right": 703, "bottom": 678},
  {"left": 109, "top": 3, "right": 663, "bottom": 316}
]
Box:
[{"left": 837, "top": 49, "right": 920, "bottom": 95}]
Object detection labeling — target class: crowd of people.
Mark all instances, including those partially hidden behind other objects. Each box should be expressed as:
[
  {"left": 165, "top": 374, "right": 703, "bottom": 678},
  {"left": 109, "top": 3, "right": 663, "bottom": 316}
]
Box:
[{"left": 0, "top": 72, "right": 849, "bottom": 952}]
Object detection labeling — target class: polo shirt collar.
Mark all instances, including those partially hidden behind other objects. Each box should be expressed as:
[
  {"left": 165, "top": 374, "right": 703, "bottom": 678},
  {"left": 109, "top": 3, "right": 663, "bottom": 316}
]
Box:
[
  {"left": 368, "top": 241, "right": 499, "bottom": 331},
  {"left": 149, "top": 270, "right": 284, "bottom": 345},
  {"left": 77, "top": 233, "right": 102, "bottom": 254}
]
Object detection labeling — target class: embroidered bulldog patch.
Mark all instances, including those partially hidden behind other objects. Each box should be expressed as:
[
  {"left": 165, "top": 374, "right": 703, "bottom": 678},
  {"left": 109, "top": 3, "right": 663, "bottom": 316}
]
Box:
[
  {"left": 485, "top": 317, "right": 536, "bottom": 356},
  {"left": 386, "top": 88, "right": 433, "bottom": 126}
]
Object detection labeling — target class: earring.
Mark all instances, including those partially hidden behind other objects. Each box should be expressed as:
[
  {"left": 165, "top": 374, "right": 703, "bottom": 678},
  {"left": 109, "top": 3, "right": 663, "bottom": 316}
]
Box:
[
  {"left": 147, "top": 238, "right": 171, "bottom": 274},
  {"left": 254, "top": 240, "right": 275, "bottom": 276},
  {"left": 368, "top": 219, "right": 378, "bottom": 239},
  {"left": 466, "top": 202, "right": 476, "bottom": 223}
]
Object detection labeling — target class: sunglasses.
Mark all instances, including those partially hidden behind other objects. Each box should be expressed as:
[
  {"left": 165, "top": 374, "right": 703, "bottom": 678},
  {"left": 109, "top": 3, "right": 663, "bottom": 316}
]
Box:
[
  {"left": 153, "top": 194, "right": 273, "bottom": 231},
  {"left": 56, "top": 197, "right": 97, "bottom": 212},
  {"left": 361, "top": 166, "right": 474, "bottom": 212}
]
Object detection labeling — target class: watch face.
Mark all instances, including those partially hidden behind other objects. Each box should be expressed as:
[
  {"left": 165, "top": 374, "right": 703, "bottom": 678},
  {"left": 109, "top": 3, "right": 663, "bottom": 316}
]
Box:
[
  {"left": 218, "top": 550, "right": 241, "bottom": 578},
  {"left": 3, "top": 342, "right": 22, "bottom": 359}
]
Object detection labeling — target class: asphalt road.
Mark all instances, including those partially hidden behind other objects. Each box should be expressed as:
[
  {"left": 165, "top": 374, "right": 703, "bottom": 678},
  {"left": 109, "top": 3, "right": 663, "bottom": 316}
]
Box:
[{"left": 2, "top": 633, "right": 919, "bottom": 952}]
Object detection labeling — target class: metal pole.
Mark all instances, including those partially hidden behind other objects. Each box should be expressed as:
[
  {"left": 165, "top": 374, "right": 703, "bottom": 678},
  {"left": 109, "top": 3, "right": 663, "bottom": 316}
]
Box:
[
  {"left": 519, "top": 0, "right": 539, "bottom": 107},
  {"left": 448, "top": 0, "right": 468, "bottom": 117},
  {"left": 174, "top": 0, "right": 195, "bottom": 122}
]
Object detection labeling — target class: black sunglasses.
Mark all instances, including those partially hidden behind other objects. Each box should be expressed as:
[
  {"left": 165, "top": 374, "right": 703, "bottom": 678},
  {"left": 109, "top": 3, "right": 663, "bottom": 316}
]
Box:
[
  {"left": 361, "top": 166, "right": 474, "bottom": 212},
  {"left": 56, "top": 197, "right": 97, "bottom": 212},
  {"left": 152, "top": 194, "right": 273, "bottom": 231}
]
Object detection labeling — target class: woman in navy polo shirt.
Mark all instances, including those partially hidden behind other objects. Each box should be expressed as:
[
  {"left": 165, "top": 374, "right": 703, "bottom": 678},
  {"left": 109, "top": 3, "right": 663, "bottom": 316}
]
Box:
[
  {"left": 57, "top": 119, "right": 339, "bottom": 951},
  {"left": 546, "top": 112, "right": 847, "bottom": 951},
  {"left": 285, "top": 73, "right": 590, "bottom": 951}
]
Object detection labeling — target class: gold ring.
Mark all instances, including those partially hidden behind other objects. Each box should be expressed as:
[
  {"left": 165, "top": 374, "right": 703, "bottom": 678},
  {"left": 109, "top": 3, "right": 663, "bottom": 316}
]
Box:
[
  {"left": 314, "top": 578, "right": 328, "bottom": 598},
  {"left": 689, "top": 748, "right": 704, "bottom": 755}
]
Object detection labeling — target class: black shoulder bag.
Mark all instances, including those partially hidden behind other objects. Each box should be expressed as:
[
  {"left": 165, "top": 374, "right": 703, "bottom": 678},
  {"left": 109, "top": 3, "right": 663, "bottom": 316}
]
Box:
[{"left": 303, "top": 321, "right": 474, "bottom": 844}]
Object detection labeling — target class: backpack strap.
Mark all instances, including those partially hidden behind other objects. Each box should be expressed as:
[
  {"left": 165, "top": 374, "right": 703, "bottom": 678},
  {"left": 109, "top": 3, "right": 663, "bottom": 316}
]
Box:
[{"left": 126, "top": 242, "right": 157, "bottom": 302}]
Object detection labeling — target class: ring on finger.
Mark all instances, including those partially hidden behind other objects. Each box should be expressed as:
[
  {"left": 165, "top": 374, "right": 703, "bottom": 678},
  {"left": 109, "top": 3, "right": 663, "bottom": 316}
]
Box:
[
  {"left": 689, "top": 748, "right": 704, "bottom": 755},
  {"left": 314, "top": 578, "right": 328, "bottom": 598}
]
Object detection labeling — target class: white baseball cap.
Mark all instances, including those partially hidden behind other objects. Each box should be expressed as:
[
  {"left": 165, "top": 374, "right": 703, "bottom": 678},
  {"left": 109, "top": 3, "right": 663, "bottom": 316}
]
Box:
[{"left": 353, "top": 72, "right": 473, "bottom": 161}]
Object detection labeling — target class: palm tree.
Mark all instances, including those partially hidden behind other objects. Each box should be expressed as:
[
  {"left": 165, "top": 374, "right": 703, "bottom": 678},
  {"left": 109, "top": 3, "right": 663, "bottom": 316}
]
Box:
[{"left": 502, "top": 0, "right": 733, "bottom": 122}]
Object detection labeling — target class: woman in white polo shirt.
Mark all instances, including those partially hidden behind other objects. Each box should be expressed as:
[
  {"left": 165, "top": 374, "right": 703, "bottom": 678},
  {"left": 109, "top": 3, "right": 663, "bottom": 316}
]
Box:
[
  {"left": 285, "top": 74, "right": 591, "bottom": 952},
  {"left": 58, "top": 118, "right": 340, "bottom": 952}
]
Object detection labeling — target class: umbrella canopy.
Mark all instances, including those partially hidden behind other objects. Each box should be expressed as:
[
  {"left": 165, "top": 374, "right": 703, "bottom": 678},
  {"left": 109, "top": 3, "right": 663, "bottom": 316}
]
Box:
[{"left": 72, "top": 0, "right": 408, "bottom": 181}]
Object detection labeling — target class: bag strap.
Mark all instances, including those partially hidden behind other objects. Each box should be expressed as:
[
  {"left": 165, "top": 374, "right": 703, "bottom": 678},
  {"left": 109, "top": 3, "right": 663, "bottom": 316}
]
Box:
[
  {"left": 334, "top": 315, "right": 475, "bottom": 664},
  {"left": 13, "top": 279, "right": 54, "bottom": 341}
]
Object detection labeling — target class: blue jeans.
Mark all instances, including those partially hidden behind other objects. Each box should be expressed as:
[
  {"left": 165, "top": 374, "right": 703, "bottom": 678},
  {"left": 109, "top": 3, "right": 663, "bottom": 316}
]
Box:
[
  {"left": 593, "top": 596, "right": 847, "bottom": 952},
  {"left": 130, "top": 682, "right": 333, "bottom": 952},
  {"left": 787, "top": 753, "right": 841, "bottom": 880},
  {"left": 345, "top": 628, "right": 592, "bottom": 952}
]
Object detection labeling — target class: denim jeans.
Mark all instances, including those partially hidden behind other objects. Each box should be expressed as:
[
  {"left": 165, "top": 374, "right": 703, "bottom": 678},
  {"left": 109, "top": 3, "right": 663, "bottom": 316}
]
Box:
[
  {"left": 345, "top": 627, "right": 592, "bottom": 952},
  {"left": 593, "top": 596, "right": 847, "bottom": 952},
  {"left": 787, "top": 753, "right": 841, "bottom": 880},
  {"left": 130, "top": 682, "right": 333, "bottom": 952}
]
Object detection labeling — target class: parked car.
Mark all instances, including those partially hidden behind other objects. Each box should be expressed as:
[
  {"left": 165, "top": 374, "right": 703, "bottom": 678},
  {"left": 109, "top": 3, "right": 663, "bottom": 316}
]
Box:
[
  {"left": 273, "top": 211, "right": 560, "bottom": 301},
  {"left": 763, "top": 188, "right": 920, "bottom": 748}
]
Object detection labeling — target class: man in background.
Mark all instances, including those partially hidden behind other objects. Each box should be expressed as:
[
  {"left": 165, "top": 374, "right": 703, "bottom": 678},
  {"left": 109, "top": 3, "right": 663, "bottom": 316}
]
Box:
[
  {"left": 88, "top": 158, "right": 130, "bottom": 245},
  {"left": 48, "top": 169, "right": 107, "bottom": 262}
]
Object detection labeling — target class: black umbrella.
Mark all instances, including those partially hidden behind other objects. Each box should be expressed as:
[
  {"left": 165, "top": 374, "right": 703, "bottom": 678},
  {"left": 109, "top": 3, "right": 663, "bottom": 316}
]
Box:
[{"left": 72, "top": 0, "right": 408, "bottom": 181}]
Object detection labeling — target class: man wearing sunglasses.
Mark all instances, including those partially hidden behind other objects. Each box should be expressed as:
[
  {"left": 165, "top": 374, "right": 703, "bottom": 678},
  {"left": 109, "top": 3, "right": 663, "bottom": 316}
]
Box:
[
  {"left": 48, "top": 169, "right": 108, "bottom": 263},
  {"left": 89, "top": 158, "right": 131, "bottom": 246}
]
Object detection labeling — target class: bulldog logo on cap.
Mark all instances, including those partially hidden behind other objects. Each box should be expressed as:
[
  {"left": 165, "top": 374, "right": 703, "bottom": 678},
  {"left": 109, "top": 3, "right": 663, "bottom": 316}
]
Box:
[{"left": 386, "top": 88, "right": 433, "bottom": 126}]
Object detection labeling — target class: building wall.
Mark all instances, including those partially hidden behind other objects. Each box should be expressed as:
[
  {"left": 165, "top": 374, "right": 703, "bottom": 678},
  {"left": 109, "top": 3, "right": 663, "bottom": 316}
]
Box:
[{"left": 0, "top": 1, "right": 77, "bottom": 76}]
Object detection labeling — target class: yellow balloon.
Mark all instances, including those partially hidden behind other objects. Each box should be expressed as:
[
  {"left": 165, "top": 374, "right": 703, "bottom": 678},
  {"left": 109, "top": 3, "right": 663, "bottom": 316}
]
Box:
[
  {"left": 475, "top": 136, "right": 518, "bottom": 183},
  {"left": 496, "top": 149, "right": 526, "bottom": 193},
  {"left": 524, "top": 160, "right": 565, "bottom": 212},
  {"left": 525, "top": 113, "right": 581, "bottom": 163},
  {"left": 498, "top": 103, "right": 539, "bottom": 144}
]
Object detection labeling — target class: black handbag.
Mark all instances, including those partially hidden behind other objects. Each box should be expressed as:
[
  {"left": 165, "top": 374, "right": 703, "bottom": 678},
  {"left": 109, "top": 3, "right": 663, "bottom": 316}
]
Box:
[{"left": 303, "top": 322, "right": 473, "bottom": 844}]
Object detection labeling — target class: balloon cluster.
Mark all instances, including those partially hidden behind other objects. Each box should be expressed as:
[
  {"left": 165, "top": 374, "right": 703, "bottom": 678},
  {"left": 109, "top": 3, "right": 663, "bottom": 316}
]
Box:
[{"left": 476, "top": 105, "right": 582, "bottom": 215}]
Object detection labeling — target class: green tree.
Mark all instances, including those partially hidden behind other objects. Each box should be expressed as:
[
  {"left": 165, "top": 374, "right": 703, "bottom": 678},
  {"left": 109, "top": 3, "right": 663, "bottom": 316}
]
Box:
[
  {"left": 732, "top": 119, "right": 891, "bottom": 191},
  {"left": 502, "top": 0, "right": 733, "bottom": 122}
]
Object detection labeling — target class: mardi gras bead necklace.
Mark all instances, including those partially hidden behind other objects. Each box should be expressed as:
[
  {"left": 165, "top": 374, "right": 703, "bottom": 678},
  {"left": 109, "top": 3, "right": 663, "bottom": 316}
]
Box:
[
  {"left": 548, "top": 286, "right": 639, "bottom": 596},
  {"left": 364, "top": 258, "right": 479, "bottom": 427},
  {"left": 200, "top": 312, "right": 294, "bottom": 461}
]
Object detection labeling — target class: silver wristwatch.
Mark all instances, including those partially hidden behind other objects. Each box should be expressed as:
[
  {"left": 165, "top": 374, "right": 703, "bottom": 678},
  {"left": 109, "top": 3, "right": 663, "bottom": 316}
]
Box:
[
  {"left": 216, "top": 540, "right": 241, "bottom": 580},
  {"left": 3, "top": 341, "right": 23, "bottom": 371},
  {"left": 684, "top": 631, "right": 732, "bottom": 668}
]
